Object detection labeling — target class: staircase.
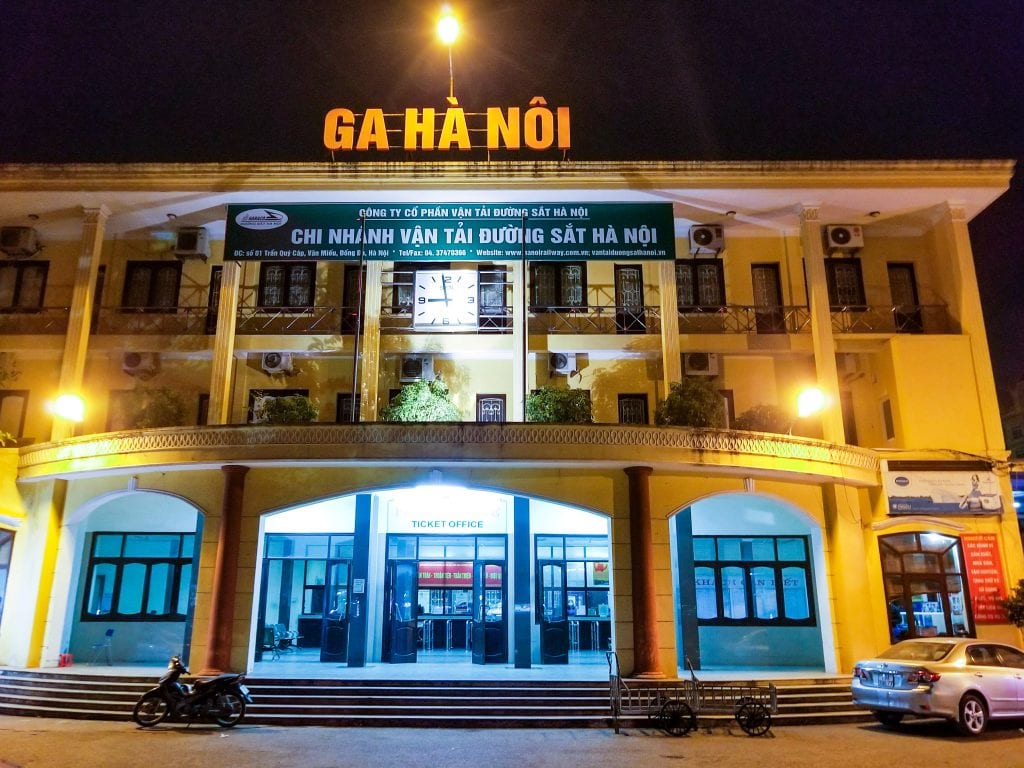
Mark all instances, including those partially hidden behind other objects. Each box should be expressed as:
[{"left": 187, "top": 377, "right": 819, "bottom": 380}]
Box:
[{"left": 0, "top": 669, "right": 870, "bottom": 728}]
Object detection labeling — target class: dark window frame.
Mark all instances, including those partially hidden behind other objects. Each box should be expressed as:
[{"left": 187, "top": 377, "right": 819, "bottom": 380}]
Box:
[
  {"left": 534, "top": 534, "right": 611, "bottom": 625},
  {"left": 121, "top": 260, "right": 182, "bottom": 313},
  {"left": 693, "top": 535, "right": 816, "bottom": 628},
  {"left": 257, "top": 261, "right": 316, "bottom": 310},
  {"left": 80, "top": 532, "right": 196, "bottom": 622},
  {"left": 617, "top": 393, "right": 649, "bottom": 425},
  {"left": 476, "top": 394, "right": 507, "bottom": 422},
  {"left": 0, "top": 261, "right": 48, "bottom": 312},
  {"left": 675, "top": 258, "right": 726, "bottom": 311},
  {"left": 530, "top": 262, "right": 587, "bottom": 311},
  {"left": 825, "top": 257, "right": 867, "bottom": 310}
]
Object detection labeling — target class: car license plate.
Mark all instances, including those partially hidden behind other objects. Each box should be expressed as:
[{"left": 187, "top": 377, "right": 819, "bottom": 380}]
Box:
[
  {"left": 238, "top": 684, "right": 250, "bottom": 695},
  {"left": 878, "top": 672, "right": 896, "bottom": 688}
]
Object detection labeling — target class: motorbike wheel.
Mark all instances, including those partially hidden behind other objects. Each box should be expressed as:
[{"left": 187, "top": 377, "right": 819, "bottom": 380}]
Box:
[
  {"left": 214, "top": 692, "right": 246, "bottom": 728},
  {"left": 132, "top": 694, "right": 170, "bottom": 727}
]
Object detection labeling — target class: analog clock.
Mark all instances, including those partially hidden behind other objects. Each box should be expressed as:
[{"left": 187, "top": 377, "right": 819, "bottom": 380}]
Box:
[{"left": 413, "top": 270, "right": 478, "bottom": 330}]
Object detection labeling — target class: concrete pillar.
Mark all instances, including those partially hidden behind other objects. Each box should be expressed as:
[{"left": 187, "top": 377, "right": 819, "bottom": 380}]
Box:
[
  {"left": 658, "top": 260, "right": 682, "bottom": 391},
  {"left": 626, "top": 465, "right": 663, "bottom": 678},
  {"left": 207, "top": 261, "right": 241, "bottom": 425},
  {"left": 798, "top": 206, "right": 845, "bottom": 444},
  {"left": 359, "top": 261, "right": 383, "bottom": 421},
  {"left": 52, "top": 206, "right": 109, "bottom": 441},
  {"left": 202, "top": 464, "right": 248, "bottom": 673}
]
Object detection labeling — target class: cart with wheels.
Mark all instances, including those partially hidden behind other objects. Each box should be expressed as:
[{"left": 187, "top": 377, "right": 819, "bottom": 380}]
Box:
[{"left": 607, "top": 652, "right": 777, "bottom": 737}]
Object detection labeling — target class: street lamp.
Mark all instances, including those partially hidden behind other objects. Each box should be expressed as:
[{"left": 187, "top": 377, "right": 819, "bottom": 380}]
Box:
[
  {"left": 51, "top": 393, "right": 86, "bottom": 423},
  {"left": 437, "top": 5, "right": 460, "bottom": 105},
  {"left": 790, "top": 386, "right": 828, "bottom": 434}
]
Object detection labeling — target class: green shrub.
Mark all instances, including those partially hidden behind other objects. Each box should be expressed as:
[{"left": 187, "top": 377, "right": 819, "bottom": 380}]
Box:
[
  {"left": 123, "top": 388, "right": 188, "bottom": 428},
  {"left": 999, "top": 578, "right": 1024, "bottom": 628},
  {"left": 655, "top": 377, "right": 725, "bottom": 428},
  {"left": 253, "top": 394, "right": 319, "bottom": 424},
  {"left": 526, "top": 386, "right": 593, "bottom": 423},
  {"left": 380, "top": 380, "right": 461, "bottom": 422},
  {"left": 733, "top": 403, "right": 791, "bottom": 433}
]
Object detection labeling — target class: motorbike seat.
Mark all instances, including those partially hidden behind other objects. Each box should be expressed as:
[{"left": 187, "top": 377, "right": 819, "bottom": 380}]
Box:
[{"left": 194, "top": 673, "right": 240, "bottom": 689}]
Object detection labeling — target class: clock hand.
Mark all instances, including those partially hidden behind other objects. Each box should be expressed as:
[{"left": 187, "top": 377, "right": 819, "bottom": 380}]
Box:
[{"left": 441, "top": 277, "right": 450, "bottom": 304}]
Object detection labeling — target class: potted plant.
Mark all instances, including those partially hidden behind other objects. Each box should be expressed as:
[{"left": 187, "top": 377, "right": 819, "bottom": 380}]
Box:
[
  {"left": 380, "top": 379, "right": 460, "bottom": 422},
  {"left": 733, "top": 403, "right": 791, "bottom": 434},
  {"left": 253, "top": 394, "right": 319, "bottom": 424},
  {"left": 655, "top": 377, "right": 725, "bottom": 428},
  {"left": 998, "top": 578, "right": 1024, "bottom": 629},
  {"left": 122, "top": 388, "right": 189, "bottom": 429},
  {"left": 525, "top": 385, "right": 593, "bottom": 423}
]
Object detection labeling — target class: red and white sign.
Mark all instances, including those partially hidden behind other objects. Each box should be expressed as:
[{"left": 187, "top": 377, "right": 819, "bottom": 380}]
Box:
[
  {"left": 961, "top": 533, "right": 1007, "bottom": 624},
  {"left": 417, "top": 561, "right": 502, "bottom": 588}
]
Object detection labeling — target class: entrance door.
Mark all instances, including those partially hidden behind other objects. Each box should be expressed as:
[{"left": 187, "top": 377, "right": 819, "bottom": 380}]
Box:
[
  {"left": 319, "top": 561, "right": 350, "bottom": 663},
  {"left": 888, "top": 263, "right": 923, "bottom": 333},
  {"left": 471, "top": 561, "right": 507, "bottom": 664},
  {"left": 615, "top": 265, "right": 646, "bottom": 333},
  {"left": 751, "top": 263, "right": 785, "bottom": 333},
  {"left": 383, "top": 561, "right": 418, "bottom": 663},
  {"left": 539, "top": 563, "right": 569, "bottom": 664}
]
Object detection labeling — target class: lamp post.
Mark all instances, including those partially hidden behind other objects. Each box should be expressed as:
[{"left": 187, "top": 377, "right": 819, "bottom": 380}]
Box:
[
  {"left": 50, "top": 392, "right": 85, "bottom": 440},
  {"left": 437, "top": 5, "right": 460, "bottom": 105},
  {"left": 790, "top": 386, "right": 828, "bottom": 435}
]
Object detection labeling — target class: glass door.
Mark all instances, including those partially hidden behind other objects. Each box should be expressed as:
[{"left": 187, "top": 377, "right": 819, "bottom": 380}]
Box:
[
  {"left": 539, "top": 563, "right": 569, "bottom": 664},
  {"left": 471, "top": 561, "right": 506, "bottom": 664},
  {"left": 615, "top": 264, "right": 646, "bottom": 333},
  {"left": 888, "top": 263, "right": 923, "bottom": 332},
  {"left": 383, "top": 561, "right": 418, "bottom": 663},
  {"left": 319, "top": 561, "right": 350, "bottom": 662},
  {"left": 751, "top": 263, "right": 785, "bottom": 333}
]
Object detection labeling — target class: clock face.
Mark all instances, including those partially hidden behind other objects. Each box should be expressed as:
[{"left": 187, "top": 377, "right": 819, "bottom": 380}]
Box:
[{"left": 413, "top": 270, "right": 478, "bottom": 330}]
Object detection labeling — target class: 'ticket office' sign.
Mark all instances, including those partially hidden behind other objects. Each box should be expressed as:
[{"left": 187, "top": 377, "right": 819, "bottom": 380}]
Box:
[{"left": 225, "top": 202, "right": 675, "bottom": 262}]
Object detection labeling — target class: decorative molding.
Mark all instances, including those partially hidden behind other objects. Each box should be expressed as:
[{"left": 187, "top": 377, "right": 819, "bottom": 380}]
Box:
[{"left": 17, "top": 423, "right": 880, "bottom": 483}]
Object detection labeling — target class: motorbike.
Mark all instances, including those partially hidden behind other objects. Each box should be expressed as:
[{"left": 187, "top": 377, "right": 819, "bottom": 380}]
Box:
[{"left": 132, "top": 656, "right": 253, "bottom": 728}]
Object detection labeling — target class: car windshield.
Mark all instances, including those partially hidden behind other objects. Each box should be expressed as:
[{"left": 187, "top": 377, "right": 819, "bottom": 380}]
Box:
[{"left": 878, "top": 641, "right": 954, "bottom": 663}]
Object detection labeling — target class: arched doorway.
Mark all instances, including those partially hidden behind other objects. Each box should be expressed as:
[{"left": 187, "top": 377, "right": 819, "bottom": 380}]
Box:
[
  {"left": 66, "top": 491, "right": 202, "bottom": 666},
  {"left": 671, "top": 492, "right": 831, "bottom": 672},
  {"left": 253, "top": 485, "right": 612, "bottom": 674}
]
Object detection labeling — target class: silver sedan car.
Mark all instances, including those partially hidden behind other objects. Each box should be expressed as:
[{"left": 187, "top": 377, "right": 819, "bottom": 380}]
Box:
[{"left": 851, "top": 637, "right": 1024, "bottom": 735}]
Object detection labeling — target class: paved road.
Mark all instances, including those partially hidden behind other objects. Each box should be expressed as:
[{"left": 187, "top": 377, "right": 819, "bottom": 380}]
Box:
[{"left": 1, "top": 715, "right": 1023, "bottom": 768}]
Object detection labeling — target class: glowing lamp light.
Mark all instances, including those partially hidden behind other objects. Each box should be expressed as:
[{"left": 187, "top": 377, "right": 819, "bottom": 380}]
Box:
[
  {"left": 51, "top": 393, "right": 86, "bottom": 423},
  {"left": 796, "top": 387, "right": 828, "bottom": 419},
  {"left": 437, "top": 6, "right": 460, "bottom": 45}
]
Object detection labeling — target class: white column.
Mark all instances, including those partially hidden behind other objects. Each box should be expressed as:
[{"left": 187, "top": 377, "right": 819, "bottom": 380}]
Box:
[
  {"left": 799, "top": 206, "right": 845, "bottom": 444},
  {"left": 511, "top": 260, "right": 527, "bottom": 421},
  {"left": 658, "top": 260, "right": 682, "bottom": 392},
  {"left": 52, "top": 206, "right": 109, "bottom": 441},
  {"left": 359, "top": 261, "right": 383, "bottom": 421},
  {"left": 207, "top": 261, "right": 241, "bottom": 425}
]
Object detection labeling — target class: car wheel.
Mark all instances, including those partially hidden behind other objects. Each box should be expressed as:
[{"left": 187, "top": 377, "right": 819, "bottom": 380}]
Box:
[
  {"left": 956, "top": 693, "right": 988, "bottom": 736},
  {"left": 872, "top": 711, "right": 904, "bottom": 729}
]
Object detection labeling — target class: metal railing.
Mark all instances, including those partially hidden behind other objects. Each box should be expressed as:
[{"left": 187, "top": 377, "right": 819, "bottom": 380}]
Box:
[{"left": 1, "top": 302, "right": 950, "bottom": 337}]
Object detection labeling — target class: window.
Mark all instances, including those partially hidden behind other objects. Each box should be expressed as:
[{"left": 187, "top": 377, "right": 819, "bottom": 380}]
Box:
[
  {"left": 122, "top": 261, "right": 181, "bottom": 311},
  {"left": 81, "top": 532, "right": 196, "bottom": 621},
  {"left": 258, "top": 262, "right": 315, "bottom": 309},
  {"left": 825, "top": 258, "right": 866, "bottom": 309},
  {"left": 676, "top": 259, "right": 724, "bottom": 309},
  {"left": 206, "top": 265, "right": 222, "bottom": 334},
  {"left": 530, "top": 262, "right": 586, "bottom": 310},
  {"left": 882, "top": 399, "right": 895, "bottom": 440},
  {"left": 0, "top": 390, "right": 28, "bottom": 441},
  {"left": 336, "top": 392, "right": 362, "bottom": 423},
  {"left": 617, "top": 394, "right": 648, "bottom": 424},
  {"left": 392, "top": 262, "right": 446, "bottom": 313},
  {"left": 478, "top": 265, "right": 509, "bottom": 330},
  {"left": 0, "top": 529, "right": 12, "bottom": 629},
  {"left": 0, "top": 262, "right": 47, "bottom": 311},
  {"left": 692, "top": 536, "right": 815, "bottom": 626},
  {"left": 535, "top": 535, "right": 611, "bottom": 622},
  {"left": 476, "top": 395, "right": 506, "bottom": 422}
]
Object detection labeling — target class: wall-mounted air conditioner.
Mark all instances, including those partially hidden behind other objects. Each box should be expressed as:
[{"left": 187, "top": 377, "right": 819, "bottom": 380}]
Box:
[
  {"left": 688, "top": 224, "right": 725, "bottom": 253},
  {"left": 549, "top": 352, "right": 577, "bottom": 375},
  {"left": 0, "top": 226, "right": 39, "bottom": 258},
  {"left": 400, "top": 355, "right": 434, "bottom": 383},
  {"left": 174, "top": 227, "right": 209, "bottom": 261},
  {"left": 683, "top": 352, "right": 719, "bottom": 376},
  {"left": 122, "top": 351, "right": 160, "bottom": 378},
  {"left": 824, "top": 224, "right": 864, "bottom": 252},
  {"left": 261, "top": 352, "right": 293, "bottom": 375}
]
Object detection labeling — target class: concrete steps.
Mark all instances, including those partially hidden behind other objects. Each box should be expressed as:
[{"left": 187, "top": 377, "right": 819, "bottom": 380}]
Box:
[{"left": 0, "top": 669, "right": 871, "bottom": 728}]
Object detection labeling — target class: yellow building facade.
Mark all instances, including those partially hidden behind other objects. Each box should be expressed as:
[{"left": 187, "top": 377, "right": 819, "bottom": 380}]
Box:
[{"left": 0, "top": 160, "right": 1020, "bottom": 678}]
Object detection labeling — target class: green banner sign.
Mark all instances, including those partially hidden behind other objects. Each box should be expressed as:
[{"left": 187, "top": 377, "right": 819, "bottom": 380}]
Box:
[{"left": 225, "top": 203, "right": 675, "bottom": 262}]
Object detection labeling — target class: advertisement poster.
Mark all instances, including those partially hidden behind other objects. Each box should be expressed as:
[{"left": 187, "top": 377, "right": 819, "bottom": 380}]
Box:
[
  {"left": 884, "top": 469, "right": 1003, "bottom": 515},
  {"left": 961, "top": 533, "right": 1007, "bottom": 624}
]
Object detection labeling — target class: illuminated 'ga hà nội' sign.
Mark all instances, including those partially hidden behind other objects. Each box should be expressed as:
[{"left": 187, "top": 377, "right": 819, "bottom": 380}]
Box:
[{"left": 323, "top": 97, "right": 570, "bottom": 152}]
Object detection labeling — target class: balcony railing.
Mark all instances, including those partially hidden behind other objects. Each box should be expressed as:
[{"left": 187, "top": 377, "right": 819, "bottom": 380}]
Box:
[{"left": 3, "top": 302, "right": 951, "bottom": 338}]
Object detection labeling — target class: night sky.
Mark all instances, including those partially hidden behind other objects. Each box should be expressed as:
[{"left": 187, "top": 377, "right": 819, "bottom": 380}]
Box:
[{"left": 2, "top": 1, "right": 1022, "bottom": 389}]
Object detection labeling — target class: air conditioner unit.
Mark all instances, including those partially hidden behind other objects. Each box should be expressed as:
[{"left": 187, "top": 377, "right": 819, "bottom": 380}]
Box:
[
  {"left": 261, "top": 352, "right": 293, "bottom": 375},
  {"left": 122, "top": 351, "right": 160, "bottom": 378},
  {"left": 400, "top": 355, "right": 434, "bottom": 383},
  {"left": 824, "top": 224, "right": 864, "bottom": 251},
  {"left": 0, "top": 226, "right": 39, "bottom": 258},
  {"left": 174, "top": 227, "right": 209, "bottom": 261},
  {"left": 549, "top": 352, "right": 577, "bottom": 375},
  {"left": 683, "top": 352, "right": 720, "bottom": 376},
  {"left": 688, "top": 224, "right": 725, "bottom": 253}
]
